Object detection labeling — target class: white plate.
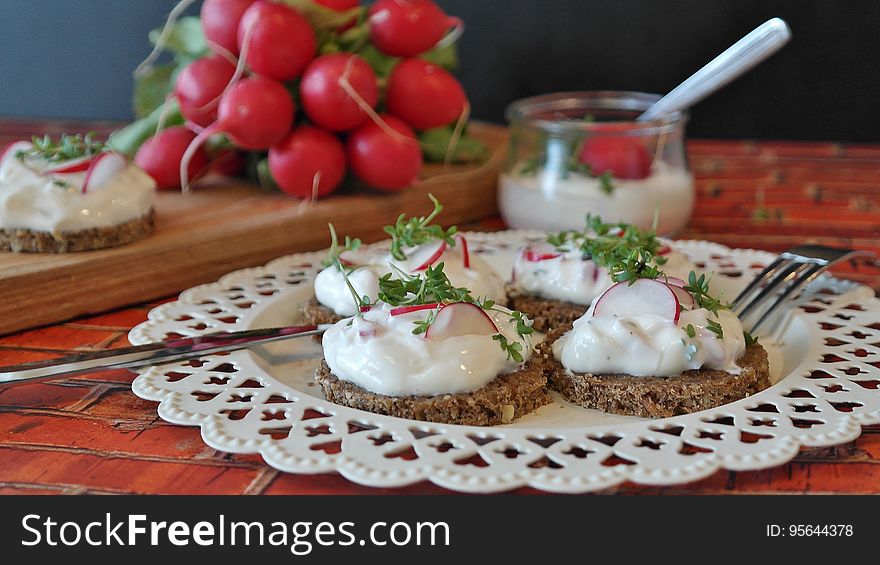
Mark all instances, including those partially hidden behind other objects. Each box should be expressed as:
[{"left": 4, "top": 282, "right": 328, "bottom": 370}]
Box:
[{"left": 130, "top": 231, "right": 880, "bottom": 493}]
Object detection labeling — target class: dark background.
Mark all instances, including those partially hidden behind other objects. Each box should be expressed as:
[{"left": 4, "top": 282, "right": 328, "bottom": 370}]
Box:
[{"left": 1, "top": 0, "right": 878, "bottom": 141}]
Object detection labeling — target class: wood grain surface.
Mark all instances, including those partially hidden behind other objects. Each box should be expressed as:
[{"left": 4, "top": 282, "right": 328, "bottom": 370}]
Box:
[
  {"left": 1, "top": 119, "right": 879, "bottom": 495},
  {"left": 0, "top": 122, "right": 507, "bottom": 335}
]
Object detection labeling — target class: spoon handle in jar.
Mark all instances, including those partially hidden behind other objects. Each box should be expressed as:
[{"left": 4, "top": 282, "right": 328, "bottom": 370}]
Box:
[{"left": 638, "top": 18, "right": 791, "bottom": 122}]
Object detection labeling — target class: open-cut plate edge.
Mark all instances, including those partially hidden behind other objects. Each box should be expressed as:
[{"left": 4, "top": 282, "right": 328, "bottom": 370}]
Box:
[{"left": 129, "top": 231, "right": 880, "bottom": 493}]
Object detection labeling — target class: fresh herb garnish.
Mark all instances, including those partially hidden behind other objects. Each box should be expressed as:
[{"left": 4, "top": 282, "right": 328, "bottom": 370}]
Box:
[
  {"left": 744, "top": 330, "right": 759, "bottom": 347},
  {"left": 547, "top": 215, "right": 665, "bottom": 284},
  {"left": 493, "top": 333, "right": 525, "bottom": 362},
  {"left": 16, "top": 133, "right": 105, "bottom": 163},
  {"left": 323, "top": 224, "right": 370, "bottom": 315},
  {"left": 706, "top": 319, "right": 724, "bottom": 339},
  {"left": 684, "top": 324, "right": 697, "bottom": 338},
  {"left": 683, "top": 271, "right": 725, "bottom": 316},
  {"left": 323, "top": 222, "right": 362, "bottom": 268},
  {"left": 383, "top": 193, "right": 457, "bottom": 261}
]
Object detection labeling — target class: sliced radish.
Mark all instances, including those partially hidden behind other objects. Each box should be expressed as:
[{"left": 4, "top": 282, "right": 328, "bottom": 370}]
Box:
[
  {"left": 425, "top": 302, "right": 498, "bottom": 340},
  {"left": 456, "top": 234, "right": 470, "bottom": 269},
  {"left": 44, "top": 155, "right": 95, "bottom": 174},
  {"left": 410, "top": 240, "right": 447, "bottom": 271},
  {"left": 593, "top": 279, "right": 680, "bottom": 322},
  {"left": 82, "top": 152, "right": 126, "bottom": 193},
  {"left": 656, "top": 245, "right": 672, "bottom": 256},
  {"left": 390, "top": 303, "right": 439, "bottom": 316},
  {"left": 667, "top": 284, "right": 695, "bottom": 310},
  {"left": 522, "top": 244, "right": 562, "bottom": 262},
  {"left": 665, "top": 276, "right": 686, "bottom": 287},
  {"left": 0, "top": 141, "right": 30, "bottom": 164},
  {"left": 339, "top": 248, "right": 372, "bottom": 267},
  {"left": 359, "top": 305, "right": 372, "bottom": 313}
]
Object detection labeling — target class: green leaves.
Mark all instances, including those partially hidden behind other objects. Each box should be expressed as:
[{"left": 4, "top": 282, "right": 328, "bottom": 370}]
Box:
[
  {"left": 148, "top": 16, "right": 207, "bottom": 62},
  {"left": 133, "top": 63, "right": 177, "bottom": 120},
  {"left": 323, "top": 223, "right": 362, "bottom": 268},
  {"left": 378, "top": 262, "right": 474, "bottom": 308},
  {"left": 493, "top": 334, "right": 524, "bottom": 363},
  {"left": 17, "top": 133, "right": 105, "bottom": 163},
  {"left": 706, "top": 319, "right": 724, "bottom": 339},
  {"left": 108, "top": 100, "right": 183, "bottom": 157},
  {"left": 278, "top": 0, "right": 366, "bottom": 30},
  {"left": 418, "top": 126, "right": 490, "bottom": 164},
  {"left": 683, "top": 271, "right": 725, "bottom": 316},
  {"left": 384, "top": 194, "right": 457, "bottom": 261}
]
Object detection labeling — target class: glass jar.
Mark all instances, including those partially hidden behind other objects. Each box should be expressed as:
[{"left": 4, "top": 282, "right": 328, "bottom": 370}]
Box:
[{"left": 498, "top": 91, "right": 694, "bottom": 235}]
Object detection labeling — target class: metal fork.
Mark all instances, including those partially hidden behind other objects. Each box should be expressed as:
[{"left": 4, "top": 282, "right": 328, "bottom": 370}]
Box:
[{"left": 731, "top": 244, "right": 877, "bottom": 333}]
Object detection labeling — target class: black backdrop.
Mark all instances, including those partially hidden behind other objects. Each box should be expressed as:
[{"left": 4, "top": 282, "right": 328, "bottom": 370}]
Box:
[{"left": 1, "top": 0, "right": 878, "bottom": 141}]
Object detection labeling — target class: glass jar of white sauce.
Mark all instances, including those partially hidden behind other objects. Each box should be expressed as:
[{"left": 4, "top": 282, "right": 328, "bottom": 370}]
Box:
[{"left": 498, "top": 91, "right": 694, "bottom": 235}]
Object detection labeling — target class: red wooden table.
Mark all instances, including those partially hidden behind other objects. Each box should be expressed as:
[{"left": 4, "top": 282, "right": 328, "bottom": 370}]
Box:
[{"left": 1, "top": 119, "right": 879, "bottom": 495}]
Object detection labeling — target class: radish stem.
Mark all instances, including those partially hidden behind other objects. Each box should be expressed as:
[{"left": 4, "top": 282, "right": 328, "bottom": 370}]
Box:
[{"left": 134, "top": 0, "right": 199, "bottom": 77}]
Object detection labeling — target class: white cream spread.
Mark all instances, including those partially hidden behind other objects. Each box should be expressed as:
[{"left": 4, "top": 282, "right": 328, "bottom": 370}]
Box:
[
  {"left": 499, "top": 161, "right": 694, "bottom": 235},
  {"left": 0, "top": 145, "right": 155, "bottom": 234},
  {"left": 511, "top": 243, "right": 695, "bottom": 306},
  {"left": 314, "top": 241, "right": 507, "bottom": 317},
  {"left": 322, "top": 302, "right": 532, "bottom": 397},
  {"left": 553, "top": 305, "right": 746, "bottom": 377}
]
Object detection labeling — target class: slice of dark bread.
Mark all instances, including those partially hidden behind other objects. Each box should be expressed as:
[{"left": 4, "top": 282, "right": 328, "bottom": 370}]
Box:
[
  {"left": 0, "top": 209, "right": 155, "bottom": 253},
  {"left": 539, "top": 340, "right": 770, "bottom": 418},
  {"left": 315, "top": 357, "right": 551, "bottom": 426},
  {"left": 301, "top": 296, "right": 345, "bottom": 326},
  {"left": 506, "top": 285, "right": 588, "bottom": 333}
]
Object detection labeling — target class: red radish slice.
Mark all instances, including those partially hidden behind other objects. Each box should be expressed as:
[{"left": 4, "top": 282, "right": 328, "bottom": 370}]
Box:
[
  {"left": 339, "top": 248, "right": 371, "bottom": 267},
  {"left": 522, "top": 244, "right": 562, "bottom": 262},
  {"left": 390, "top": 303, "right": 439, "bottom": 316},
  {"left": 592, "top": 279, "right": 680, "bottom": 322},
  {"left": 82, "top": 152, "right": 126, "bottom": 193},
  {"left": 359, "top": 305, "right": 372, "bottom": 313},
  {"left": 410, "top": 240, "right": 447, "bottom": 271},
  {"left": 665, "top": 276, "right": 686, "bottom": 288},
  {"left": 656, "top": 245, "right": 672, "bottom": 256},
  {"left": 0, "top": 141, "right": 30, "bottom": 164},
  {"left": 456, "top": 234, "right": 470, "bottom": 268},
  {"left": 667, "top": 284, "right": 695, "bottom": 310},
  {"left": 44, "top": 156, "right": 95, "bottom": 174},
  {"left": 425, "top": 302, "right": 499, "bottom": 340}
]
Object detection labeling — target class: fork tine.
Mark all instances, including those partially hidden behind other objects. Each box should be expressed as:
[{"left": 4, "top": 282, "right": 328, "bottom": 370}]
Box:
[
  {"left": 730, "top": 256, "right": 788, "bottom": 309},
  {"left": 749, "top": 262, "right": 824, "bottom": 333},
  {"left": 735, "top": 260, "right": 803, "bottom": 319}
]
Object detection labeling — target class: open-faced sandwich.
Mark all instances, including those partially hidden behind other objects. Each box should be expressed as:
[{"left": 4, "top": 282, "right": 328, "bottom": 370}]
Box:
[
  {"left": 541, "top": 251, "right": 769, "bottom": 418},
  {"left": 508, "top": 215, "right": 696, "bottom": 332},
  {"left": 315, "top": 243, "right": 549, "bottom": 426},
  {"left": 0, "top": 134, "right": 156, "bottom": 253},
  {"left": 302, "top": 195, "right": 507, "bottom": 326}
]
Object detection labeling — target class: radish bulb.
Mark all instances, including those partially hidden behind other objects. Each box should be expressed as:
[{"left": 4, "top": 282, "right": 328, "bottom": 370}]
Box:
[
  {"left": 135, "top": 127, "right": 209, "bottom": 190},
  {"left": 237, "top": 0, "right": 316, "bottom": 81},
  {"left": 579, "top": 137, "right": 651, "bottom": 180},
  {"left": 174, "top": 55, "right": 237, "bottom": 127},
  {"left": 313, "top": 0, "right": 360, "bottom": 31},
  {"left": 386, "top": 59, "right": 467, "bottom": 130},
  {"left": 425, "top": 302, "right": 498, "bottom": 340},
  {"left": 82, "top": 152, "right": 127, "bottom": 193},
  {"left": 368, "top": 0, "right": 459, "bottom": 57},
  {"left": 300, "top": 54, "right": 379, "bottom": 132},
  {"left": 201, "top": 0, "right": 256, "bottom": 56},
  {"left": 346, "top": 114, "right": 422, "bottom": 191},
  {"left": 179, "top": 76, "right": 295, "bottom": 189},
  {"left": 592, "top": 279, "right": 680, "bottom": 322},
  {"left": 268, "top": 126, "right": 347, "bottom": 200}
]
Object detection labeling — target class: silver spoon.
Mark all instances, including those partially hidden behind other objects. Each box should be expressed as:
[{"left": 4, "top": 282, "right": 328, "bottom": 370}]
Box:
[{"left": 638, "top": 17, "right": 791, "bottom": 122}]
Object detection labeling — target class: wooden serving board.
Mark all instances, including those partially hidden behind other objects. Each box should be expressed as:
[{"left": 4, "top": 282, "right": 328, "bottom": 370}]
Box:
[{"left": 0, "top": 123, "right": 508, "bottom": 335}]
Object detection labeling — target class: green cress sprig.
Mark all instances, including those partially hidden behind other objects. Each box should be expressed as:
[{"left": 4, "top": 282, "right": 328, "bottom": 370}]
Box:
[
  {"left": 376, "top": 263, "right": 534, "bottom": 361},
  {"left": 16, "top": 132, "right": 105, "bottom": 163},
  {"left": 383, "top": 194, "right": 457, "bottom": 261},
  {"left": 547, "top": 215, "right": 665, "bottom": 284},
  {"left": 322, "top": 223, "right": 362, "bottom": 269}
]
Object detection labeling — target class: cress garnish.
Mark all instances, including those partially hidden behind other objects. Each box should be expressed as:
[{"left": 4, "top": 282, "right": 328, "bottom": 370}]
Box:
[
  {"left": 383, "top": 193, "right": 457, "bottom": 261},
  {"left": 15, "top": 132, "right": 105, "bottom": 163}
]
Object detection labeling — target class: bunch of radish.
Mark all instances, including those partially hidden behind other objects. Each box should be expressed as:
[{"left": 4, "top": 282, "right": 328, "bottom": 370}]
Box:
[{"left": 125, "top": 0, "right": 475, "bottom": 198}]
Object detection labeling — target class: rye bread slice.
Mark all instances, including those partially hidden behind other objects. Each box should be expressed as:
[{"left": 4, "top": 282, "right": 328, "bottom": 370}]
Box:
[
  {"left": 0, "top": 209, "right": 155, "bottom": 253},
  {"left": 301, "top": 296, "right": 345, "bottom": 326},
  {"left": 315, "top": 357, "right": 551, "bottom": 426},
  {"left": 506, "top": 284, "right": 588, "bottom": 333},
  {"left": 540, "top": 341, "right": 770, "bottom": 418}
]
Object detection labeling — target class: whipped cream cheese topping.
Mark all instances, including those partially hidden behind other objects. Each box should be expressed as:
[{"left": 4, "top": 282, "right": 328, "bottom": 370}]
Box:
[
  {"left": 314, "top": 241, "right": 507, "bottom": 316},
  {"left": 553, "top": 304, "right": 747, "bottom": 377},
  {"left": 511, "top": 241, "right": 695, "bottom": 306},
  {"left": 322, "top": 302, "right": 532, "bottom": 397},
  {"left": 0, "top": 145, "right": 155, "bottom": 234}
]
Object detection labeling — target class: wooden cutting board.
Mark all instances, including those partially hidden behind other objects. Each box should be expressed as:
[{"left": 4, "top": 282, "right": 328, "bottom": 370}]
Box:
[{"left": 0, "top": 123, "right": 508, "bottom": 335}]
